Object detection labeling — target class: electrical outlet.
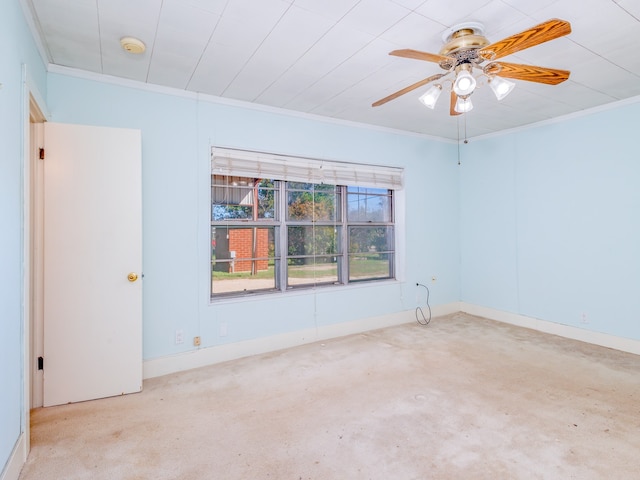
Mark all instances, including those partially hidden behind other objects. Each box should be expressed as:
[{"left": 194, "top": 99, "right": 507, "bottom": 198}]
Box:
[
  {"left": 580, "top": 313, "right": 588, "bottom": 324},
  {"left": 220, "top": 321, "right": 228, "bottom": 337},
  {"left": 193, "top": 336, "right": 201, "bottom": 346},
  {"left": 175, "top": 329, "right": 184, "bottom": 345}
]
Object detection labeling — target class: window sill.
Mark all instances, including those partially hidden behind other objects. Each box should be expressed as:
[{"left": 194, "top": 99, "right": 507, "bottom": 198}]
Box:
[{"left": 208, "top": 278, "right": 399, "bottom": 305}]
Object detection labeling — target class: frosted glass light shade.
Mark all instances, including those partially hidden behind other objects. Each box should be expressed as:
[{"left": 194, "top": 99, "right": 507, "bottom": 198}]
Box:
[
  {"left": 418, "top": 84, "right": 442, "bottom": 109},
  {"left": 454, "top": 96, "right": 473, "bottom": 113},
  {"left": 489, "top": 76, "right": 516, "bottom": 100},
  {"left": 453, "top": 70, "right": 477, "bottom": 96}
]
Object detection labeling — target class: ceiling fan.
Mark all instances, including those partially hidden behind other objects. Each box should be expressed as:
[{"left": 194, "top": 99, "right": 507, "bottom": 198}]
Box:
[{"left": 372, "top": 19, "right": 571, "bottom": 115}]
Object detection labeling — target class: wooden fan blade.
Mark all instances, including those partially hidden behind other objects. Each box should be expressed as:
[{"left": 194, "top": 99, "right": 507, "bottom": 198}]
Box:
[
  {"left": 389, "top": 49, "right": 452, "bottom": 64},
  {"left": 489, "top": 62, "right": 570, "bottom": 85},
  {"left": 372, "top": 74, "right": 445, "bottom": 107},
  {"left": 480, "top": 19, "right": 571, "bottom": 60},
  {"left": 450, "top": 90, "right": 461, "bottom": 116}
]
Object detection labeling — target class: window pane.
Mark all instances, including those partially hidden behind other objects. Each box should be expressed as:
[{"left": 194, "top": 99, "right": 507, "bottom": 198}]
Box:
[
  {"left": 287, "top": 190, "right": 314, "bottom": 221},
  {"left": 211, "top": 226, "right": 278, "bottom": 295},
  {"left": 347, "top": 187, "right": 391, "bottom": 222},
  {"left": 287, "top": 257, "right": 339, "bottom": 287},
  {"left": 211, "top": 176, "right": 277, "bottom": 220},
  {"left": 287, "top": 224, "right": 341, "bottom": 287},
  {"left": 212, "top": 204, "right": 252, "bottom": 220},
  {"left": 349, "top": 226, "right": 393, "bottom": 253},
  {"left": 349, "top": 253, "right": 392, "bottom": 281},
  {"left": 287, "top": 183, "right": 340, "bottom": 221},
  {"left": 288, "top": 226, "right": 340, "bottom": 256},
  {"left": 314, "top": 191, "right": 340, "bottom": 221},
  {"left": 257, "top": 185, "right": 277, "bottom": 219},
  {"left": 348, "top": 226, "right": 393, "bottom": 281}
]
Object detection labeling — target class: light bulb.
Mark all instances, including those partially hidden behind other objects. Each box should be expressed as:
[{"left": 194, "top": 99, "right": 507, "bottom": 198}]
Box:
[
  {"left": 453, "top": 70, "right": 477, "bottom": 96},
  {"left": 458, "top": 77, "right": 472, "bottom": 90}
]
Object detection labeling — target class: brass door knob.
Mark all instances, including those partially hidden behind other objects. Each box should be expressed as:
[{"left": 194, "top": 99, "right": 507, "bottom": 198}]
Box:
[{"left": 127, "top": 272, "right": 139, "bottom": 282}]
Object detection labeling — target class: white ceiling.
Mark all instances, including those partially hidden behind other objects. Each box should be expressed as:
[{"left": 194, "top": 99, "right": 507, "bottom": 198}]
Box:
[{"left": 23, "top": 0, "right": 640, "bottom": 140}]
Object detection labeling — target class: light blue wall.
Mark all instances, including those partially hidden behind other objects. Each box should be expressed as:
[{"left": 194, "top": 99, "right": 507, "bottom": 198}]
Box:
[
  {"left": 460, "top": 102, "right": 640, "bottom": 339},
  {"left": 0, "top": 0, "right": 47, "bottom": 473},
  {"left": 46, "top": 73, "right": 460, "bottom": 360},
  {"left": 5, "top": 1, "right": 639, "bottom": 475},
  {"left": 4, "top": 4, "right": 640, "bottom": 474}
]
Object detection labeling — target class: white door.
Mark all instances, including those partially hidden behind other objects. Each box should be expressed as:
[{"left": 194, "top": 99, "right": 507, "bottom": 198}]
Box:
[{"left": 43, "top": 122, "right": 143, "bottom": 407}]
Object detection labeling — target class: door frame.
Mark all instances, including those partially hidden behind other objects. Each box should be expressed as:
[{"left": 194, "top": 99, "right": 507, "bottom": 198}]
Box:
[
  {"left": 22, "top": 67, "right": 49, "bottom": 463},
  {"left": 28, "top": 113, "right": 45, "bottom": 410}
]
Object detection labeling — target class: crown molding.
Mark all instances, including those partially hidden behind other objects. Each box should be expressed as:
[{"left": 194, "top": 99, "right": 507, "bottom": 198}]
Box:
[
  {"left": 46, "top": 64, "right": 639, "bottom": 146},
  {"left": 19, "top": 0, "right": 52, "bottom": 66},
  {"left": 46, "top": 64, "right": 451, "bottom": 143},
  {"left": 467, "top": 94, "right": 640, "bottom": 143}
]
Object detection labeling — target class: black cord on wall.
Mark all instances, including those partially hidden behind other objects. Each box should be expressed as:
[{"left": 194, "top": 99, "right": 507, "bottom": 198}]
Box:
[{"left": 415, "top": 283, "right": 431, "bottom": 326}]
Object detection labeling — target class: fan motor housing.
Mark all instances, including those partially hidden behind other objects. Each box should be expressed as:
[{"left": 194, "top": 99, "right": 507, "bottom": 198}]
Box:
[
  {"left": 439, "top": 22, "right": 489, "bottom": 56},
  {"left": 439, "top": 33, "right": 489, "bottom": 56}
]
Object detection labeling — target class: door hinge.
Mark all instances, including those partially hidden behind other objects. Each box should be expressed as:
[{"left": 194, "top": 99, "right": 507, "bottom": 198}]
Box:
[
  {"left": 39, "top": 148, "right": 45, "bottom": 160},
  {"left": 38, "top": 356, "right": 44, "bottom": 370}
]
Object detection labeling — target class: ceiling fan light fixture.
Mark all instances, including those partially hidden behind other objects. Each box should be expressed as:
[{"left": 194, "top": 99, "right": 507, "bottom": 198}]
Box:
[
  {"left": 453, "top": 69, "right": 477, "bottom": 96},
  {"left": 372, "top": 18, "right": 571, "bottom": 120},
  {"left": 454, "top": 96, "right": 473, "bottom": 113},
  {"left": 489, "top": 76, "right": 516, "bottom": 100},
  {"left": 419, "top": 84, "right": 442, "bottom": 109}
]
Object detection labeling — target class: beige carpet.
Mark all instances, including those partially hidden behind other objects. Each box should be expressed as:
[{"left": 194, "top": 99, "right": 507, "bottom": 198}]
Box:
[{"left": 20, "top": 313, "right": 640, "bottom": 479}]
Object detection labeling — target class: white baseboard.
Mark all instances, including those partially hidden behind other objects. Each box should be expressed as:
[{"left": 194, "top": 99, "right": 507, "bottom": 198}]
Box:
[
  {"left": 0, "top": 433, "right": 26, "bottom": 480},
  {"left": 141, "top": 301, "right": 639, "bottom": 380},
  {"left": 461, "top": 303, "right": 640, "bottom": 355},
  {"left": 144, "top": 302, "right": 460, "bottom": 379}
]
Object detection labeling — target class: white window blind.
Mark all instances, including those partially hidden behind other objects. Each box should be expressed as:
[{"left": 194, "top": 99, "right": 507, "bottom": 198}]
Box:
[{"left": 211, "top": 147, "right": 404, "bottom": 189}]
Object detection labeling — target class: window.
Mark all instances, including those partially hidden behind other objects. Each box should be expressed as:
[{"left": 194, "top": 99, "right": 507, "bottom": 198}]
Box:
[
  {"left": 347, "top": 187, "right": 394, "bottom": 282},
  {"left": 210, "top": 148, "right": 403, "bottom": 298},
  {"left": 211, "top": 176, "right": 279, "bottom": 295},
  {"left": 286, "top": 182, "right": 341, "bottom": 287}
]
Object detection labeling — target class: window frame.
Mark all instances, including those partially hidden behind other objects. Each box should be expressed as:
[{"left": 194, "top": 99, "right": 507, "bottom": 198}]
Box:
[
  {"left": 286, "top": 184, "right": 342, "bottom": 289},
  {"left": 345, "top": 186, "right": 395, "bottom": 283},
  {"left": 210, "top": 148, "right": 403, "bottom": 300}
]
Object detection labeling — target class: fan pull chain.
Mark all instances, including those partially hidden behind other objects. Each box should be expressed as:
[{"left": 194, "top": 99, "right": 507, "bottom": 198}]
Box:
[
  {"left": 464, "top": 113, "right": 468, "bottom": 145},
  {"left": 456, "top": 114, "right": 469, "bottom": 166},
  {"left": 457, "top": 116, "right": 461, "bottom": 165}
]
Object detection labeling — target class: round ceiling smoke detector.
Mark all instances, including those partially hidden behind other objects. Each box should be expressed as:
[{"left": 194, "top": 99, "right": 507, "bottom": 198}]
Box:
[{"left": 120, "top": 36, "right": 146, "bottom": 54}]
